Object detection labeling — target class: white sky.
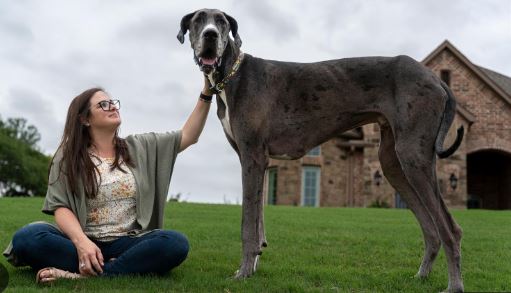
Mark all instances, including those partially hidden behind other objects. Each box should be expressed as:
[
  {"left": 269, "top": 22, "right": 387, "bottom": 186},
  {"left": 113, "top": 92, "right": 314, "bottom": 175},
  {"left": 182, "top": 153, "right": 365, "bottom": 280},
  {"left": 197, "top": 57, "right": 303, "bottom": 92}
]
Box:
[{"left": 0, "top": 0, "right": 510, "bottom": 203}]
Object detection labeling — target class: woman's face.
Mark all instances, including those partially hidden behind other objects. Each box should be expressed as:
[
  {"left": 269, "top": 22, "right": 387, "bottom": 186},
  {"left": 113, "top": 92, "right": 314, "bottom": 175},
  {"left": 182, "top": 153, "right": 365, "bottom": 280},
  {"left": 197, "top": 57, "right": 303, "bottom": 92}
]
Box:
[{"left": 87, "top": 91, "right": 121, "bottom": 130}]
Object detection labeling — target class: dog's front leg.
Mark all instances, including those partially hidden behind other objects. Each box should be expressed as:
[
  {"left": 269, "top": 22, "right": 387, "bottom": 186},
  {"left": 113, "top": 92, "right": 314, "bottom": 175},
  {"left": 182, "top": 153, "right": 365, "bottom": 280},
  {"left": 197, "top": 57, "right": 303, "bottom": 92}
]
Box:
[{"left": 234, "top": 151, "right": 267, "bottom": 279}]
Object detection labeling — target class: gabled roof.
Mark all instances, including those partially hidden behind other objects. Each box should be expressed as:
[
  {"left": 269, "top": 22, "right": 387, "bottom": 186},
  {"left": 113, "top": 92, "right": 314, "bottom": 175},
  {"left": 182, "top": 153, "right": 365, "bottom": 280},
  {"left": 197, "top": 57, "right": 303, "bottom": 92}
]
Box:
[
  {"left": 422, "top": 40, "right": 511, "bottom": 106},
  {"left": 477, "top": 66, "right": 511, "bottom": 98}
]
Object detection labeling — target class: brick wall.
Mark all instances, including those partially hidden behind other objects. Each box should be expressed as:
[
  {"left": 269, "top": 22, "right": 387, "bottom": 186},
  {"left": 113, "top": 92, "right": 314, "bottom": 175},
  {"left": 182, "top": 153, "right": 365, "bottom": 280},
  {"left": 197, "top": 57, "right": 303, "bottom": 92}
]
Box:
[{"left": 426, "top": 49, "right": 511, "bottom": 155}]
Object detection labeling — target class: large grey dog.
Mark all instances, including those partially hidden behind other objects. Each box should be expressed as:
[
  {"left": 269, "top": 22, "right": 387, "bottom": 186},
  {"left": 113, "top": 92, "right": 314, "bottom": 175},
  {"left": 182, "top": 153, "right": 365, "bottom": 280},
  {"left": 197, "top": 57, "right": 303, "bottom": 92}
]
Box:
[{"left": 177, "top": 9, "right": 465, "bottom": 292}]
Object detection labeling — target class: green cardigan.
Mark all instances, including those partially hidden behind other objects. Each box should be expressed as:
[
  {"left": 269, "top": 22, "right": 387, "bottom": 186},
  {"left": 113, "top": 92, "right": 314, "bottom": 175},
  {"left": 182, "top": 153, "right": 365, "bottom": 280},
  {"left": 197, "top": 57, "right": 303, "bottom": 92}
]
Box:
[{"left": 3, "top": 131, "right": 182, "bottom": 266}]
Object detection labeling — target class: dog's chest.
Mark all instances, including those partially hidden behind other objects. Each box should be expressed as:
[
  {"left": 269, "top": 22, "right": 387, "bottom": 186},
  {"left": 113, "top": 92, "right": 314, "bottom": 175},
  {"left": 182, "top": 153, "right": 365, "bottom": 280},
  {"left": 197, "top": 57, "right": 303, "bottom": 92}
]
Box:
[
  {"left": 218, "top": 91, "right": 234, "bottom": 140},
  {"left": 208, "top": 75, "right": 234, "bottom": 141}
]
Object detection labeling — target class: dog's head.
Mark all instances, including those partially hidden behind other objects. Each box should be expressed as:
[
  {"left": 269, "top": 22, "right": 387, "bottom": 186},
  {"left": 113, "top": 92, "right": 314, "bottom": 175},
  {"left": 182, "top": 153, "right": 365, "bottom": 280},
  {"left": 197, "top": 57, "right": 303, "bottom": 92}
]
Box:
[{"left": 177, "top": 9, "right": 242, "bottom": 74}]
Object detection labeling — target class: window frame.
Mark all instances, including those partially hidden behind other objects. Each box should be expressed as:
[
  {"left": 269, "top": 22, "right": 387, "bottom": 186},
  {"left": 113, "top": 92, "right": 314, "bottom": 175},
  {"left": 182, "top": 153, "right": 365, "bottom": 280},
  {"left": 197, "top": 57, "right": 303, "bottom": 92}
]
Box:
[
  {"left": 267, "top": 167, "right": 278, "bottom": 205},
  {"left": 301, "top": 166, "right": 321, "bottom": 207}
]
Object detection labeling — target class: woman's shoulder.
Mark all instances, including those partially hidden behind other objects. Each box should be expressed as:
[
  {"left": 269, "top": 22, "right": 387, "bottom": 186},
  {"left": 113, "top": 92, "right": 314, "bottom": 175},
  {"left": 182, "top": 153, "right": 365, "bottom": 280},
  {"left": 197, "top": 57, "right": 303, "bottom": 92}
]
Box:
[
  {"left": 124, "top": 131, "right": 181, "bottom": 145},
  {"left": 50, "top": 148, "right": 65, "bottom": 165},
  {"left": 123, "top": 131, "right": 181, "bottom": 161}
]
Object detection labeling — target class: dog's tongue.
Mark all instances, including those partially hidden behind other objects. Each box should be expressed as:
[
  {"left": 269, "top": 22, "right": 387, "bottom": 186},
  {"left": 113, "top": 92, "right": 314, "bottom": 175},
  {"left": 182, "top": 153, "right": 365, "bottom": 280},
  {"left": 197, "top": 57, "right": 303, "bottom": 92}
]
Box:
[{"left": 202, "top": 58, "right": 216, "bottom": 65}]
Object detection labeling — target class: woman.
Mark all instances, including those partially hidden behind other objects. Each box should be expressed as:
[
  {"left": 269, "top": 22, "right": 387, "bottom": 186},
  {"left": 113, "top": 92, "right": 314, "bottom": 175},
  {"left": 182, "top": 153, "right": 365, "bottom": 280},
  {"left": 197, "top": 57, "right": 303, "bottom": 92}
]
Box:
[{"left": 5, "top": 76, "right": 214, "bottom": 283}]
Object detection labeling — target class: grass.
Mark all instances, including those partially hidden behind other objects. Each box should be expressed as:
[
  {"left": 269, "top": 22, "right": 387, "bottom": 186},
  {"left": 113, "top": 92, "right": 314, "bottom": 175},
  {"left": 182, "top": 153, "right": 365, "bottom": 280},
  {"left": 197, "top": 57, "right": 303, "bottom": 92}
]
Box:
[{"left": 1, "top": 198, "right": 511, "bottom": 292}]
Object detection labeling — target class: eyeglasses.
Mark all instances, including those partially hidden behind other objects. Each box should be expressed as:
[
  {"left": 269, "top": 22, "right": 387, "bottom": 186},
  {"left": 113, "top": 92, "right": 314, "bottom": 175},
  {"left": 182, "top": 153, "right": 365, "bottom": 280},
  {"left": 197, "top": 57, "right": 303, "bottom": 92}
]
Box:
[{"left": 95, "top": 99, "right": 121, "bottom": 111}]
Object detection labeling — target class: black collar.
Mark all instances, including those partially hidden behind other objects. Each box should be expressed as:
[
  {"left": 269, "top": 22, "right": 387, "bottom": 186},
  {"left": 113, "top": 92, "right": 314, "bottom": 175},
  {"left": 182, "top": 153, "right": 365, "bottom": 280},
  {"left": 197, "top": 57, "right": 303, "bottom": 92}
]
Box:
[{"left": 209, "top": 52, "right": 245, "bottom": 94}]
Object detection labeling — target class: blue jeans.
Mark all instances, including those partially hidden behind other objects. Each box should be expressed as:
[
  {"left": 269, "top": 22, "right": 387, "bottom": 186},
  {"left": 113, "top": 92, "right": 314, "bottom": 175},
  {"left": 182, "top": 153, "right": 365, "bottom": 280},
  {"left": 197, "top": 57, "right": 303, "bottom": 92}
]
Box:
[{"left": 11, "top": 223, "right": 189, "bottom": 276}]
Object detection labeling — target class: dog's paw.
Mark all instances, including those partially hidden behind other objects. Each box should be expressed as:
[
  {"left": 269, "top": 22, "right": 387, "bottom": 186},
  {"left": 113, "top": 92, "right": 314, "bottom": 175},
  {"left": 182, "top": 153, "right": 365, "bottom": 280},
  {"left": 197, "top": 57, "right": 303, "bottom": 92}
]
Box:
[
  {"left": 413, "top": 272, "right": 428, "bottom": 280},
  {"left": 439, "top": 284, "right": 464, "bottom": 293},
  {"left": 233, "top": 269, "right": 250, "bottom": 279},
  {"left": 233, "top": 267, "right": 253, "bottom": 279},
  {"left": 233, "top": 256, "right": 259, "bottom": 279}
]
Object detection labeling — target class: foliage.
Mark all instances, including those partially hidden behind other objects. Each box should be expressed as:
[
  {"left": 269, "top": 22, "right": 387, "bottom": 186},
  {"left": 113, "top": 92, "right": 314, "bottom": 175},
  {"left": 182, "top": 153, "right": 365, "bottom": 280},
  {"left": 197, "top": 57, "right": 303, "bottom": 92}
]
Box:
[
  {"left": 369, "top": 198, "right": 391, "bottom": 208},
  {"left": 0, "top": 117, "right": 41, "bottom": 149},
  {"left": 0, "top": 116, "right": 50, "bottom": 196},
  {"left": 167, "top": 192, "right": 182, "bottom": 202}
]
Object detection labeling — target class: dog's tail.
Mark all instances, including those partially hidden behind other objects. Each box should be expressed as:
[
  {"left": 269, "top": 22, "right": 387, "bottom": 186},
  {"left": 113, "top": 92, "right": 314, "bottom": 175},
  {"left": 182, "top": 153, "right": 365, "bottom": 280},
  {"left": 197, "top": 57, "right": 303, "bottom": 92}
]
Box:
[{"left": 435, "top": 81, "right": 464, "bottom": 159}]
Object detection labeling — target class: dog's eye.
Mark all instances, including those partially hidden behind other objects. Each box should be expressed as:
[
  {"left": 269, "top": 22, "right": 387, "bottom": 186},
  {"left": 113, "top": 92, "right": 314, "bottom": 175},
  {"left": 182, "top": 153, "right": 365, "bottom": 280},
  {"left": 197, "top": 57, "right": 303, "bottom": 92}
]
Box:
[
  {"left": 215, "top": 16, "right": 225, "bottom": 24},
  {"left": 197, "top": 11, "right": 207, "bottom": 20}
]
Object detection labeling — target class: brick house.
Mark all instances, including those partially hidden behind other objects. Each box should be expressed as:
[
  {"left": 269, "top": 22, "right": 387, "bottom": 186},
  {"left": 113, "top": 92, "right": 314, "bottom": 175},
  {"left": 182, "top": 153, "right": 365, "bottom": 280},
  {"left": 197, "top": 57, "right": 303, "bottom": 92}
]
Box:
[{"left": 264, "top": 40, "right": 511, "bottom": 209}]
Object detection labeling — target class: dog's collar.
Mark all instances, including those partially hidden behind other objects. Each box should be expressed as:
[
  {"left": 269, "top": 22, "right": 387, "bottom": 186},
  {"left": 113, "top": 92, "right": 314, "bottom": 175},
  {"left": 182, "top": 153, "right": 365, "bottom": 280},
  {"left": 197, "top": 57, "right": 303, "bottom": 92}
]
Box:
[{"left": 210, "top": 52, "right": 244, "bottom": 94}]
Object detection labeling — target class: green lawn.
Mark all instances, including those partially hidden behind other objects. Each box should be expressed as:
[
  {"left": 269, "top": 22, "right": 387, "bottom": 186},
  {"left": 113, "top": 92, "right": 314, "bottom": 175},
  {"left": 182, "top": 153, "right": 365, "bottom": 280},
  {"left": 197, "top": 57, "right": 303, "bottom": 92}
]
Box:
[{"left": 1, "top": 197, "right": 510, "bottom": 292}]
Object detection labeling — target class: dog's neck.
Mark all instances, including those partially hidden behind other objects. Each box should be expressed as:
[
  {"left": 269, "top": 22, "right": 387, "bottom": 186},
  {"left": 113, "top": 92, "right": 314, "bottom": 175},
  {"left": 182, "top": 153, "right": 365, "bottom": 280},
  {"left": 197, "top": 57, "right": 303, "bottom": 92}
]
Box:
[{"left": 213, "top": 39, "right": 240, "bottom": 85}]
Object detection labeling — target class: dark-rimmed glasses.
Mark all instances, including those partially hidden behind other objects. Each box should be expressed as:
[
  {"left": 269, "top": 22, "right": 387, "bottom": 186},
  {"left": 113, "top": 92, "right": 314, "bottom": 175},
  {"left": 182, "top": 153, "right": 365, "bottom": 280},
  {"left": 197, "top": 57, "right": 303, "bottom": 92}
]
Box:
[{"left": 95, "top": 99, "right": 120, "bottom": 111}]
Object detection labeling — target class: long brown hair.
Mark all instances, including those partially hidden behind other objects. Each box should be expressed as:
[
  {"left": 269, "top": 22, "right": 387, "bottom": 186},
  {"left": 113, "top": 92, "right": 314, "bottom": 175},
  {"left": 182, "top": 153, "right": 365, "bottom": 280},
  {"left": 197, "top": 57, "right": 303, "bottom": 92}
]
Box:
[{"left": 50, "top": 87, "right": 134, "bottom": 199}]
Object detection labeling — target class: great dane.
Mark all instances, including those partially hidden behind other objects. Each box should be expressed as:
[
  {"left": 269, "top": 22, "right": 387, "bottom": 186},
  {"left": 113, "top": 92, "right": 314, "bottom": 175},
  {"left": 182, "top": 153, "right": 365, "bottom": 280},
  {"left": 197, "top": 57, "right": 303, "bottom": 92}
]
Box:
[{"left": 177, "top": 9, "right": 465, "bottom": 292}]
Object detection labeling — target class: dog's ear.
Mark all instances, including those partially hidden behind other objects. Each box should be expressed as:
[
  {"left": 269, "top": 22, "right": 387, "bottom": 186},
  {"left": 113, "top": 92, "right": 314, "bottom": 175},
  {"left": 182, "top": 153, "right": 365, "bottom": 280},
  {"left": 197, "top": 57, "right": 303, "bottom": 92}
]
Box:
[
  {"left": 224, "top": 13, "right": 242, "bottom": 48},
  {"left": 177, "top": 12, "right": 195, "bottom": 44}
]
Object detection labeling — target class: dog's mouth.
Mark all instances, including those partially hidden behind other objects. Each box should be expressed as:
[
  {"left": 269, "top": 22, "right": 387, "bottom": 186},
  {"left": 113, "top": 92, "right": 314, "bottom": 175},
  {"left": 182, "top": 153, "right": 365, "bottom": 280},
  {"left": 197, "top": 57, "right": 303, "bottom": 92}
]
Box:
[
  {"left": 200, "top": 56, "right": 219, "bottom": 66},
  {"left": 198, "top": 57, "right": 221, "bottom": 74},
  {"left": 197, "top": 48, "right": 221, "bottom": 74}
]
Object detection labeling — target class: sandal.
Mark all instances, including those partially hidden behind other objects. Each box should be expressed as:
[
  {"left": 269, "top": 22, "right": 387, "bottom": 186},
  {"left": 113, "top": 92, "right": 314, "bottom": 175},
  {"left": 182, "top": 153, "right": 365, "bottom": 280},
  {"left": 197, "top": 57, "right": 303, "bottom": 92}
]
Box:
[{"left": 36, "top": 267, "right": 83, "bottom": 284}]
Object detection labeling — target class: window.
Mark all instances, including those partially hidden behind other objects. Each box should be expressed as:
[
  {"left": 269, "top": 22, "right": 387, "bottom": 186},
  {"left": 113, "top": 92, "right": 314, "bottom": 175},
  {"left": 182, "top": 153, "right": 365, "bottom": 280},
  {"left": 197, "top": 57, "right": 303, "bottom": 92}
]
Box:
[
  {"left": 267, "top": 168, "right": 278, "bottom": 205},
  {"left": 306, "top": 146, "right": 321, "bottom": 156},
  {"left": 440, "top": 70, "right": 451, "bottom": 87},
  {"left": 394, "top": 192, "right": 408, "bottom": 209},
  {"left": 302, "top": 166, "right": 320, "bottom": 207}
]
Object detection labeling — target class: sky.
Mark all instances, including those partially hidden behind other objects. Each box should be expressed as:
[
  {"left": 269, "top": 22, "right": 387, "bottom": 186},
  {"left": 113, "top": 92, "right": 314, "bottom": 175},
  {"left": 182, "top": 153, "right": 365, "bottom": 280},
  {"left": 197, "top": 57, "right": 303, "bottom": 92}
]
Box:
[{"left": 0, "top": 0, "right": 510, "bottom": 203}]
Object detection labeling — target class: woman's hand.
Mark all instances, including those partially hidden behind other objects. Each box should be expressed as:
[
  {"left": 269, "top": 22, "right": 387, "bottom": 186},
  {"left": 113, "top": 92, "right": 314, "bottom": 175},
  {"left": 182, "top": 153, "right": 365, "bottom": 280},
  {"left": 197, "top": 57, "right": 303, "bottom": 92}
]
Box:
[
  {"left": 54, "top": 207, "right": 105, "bottom": 276},
  {"left": 75, "top": 236, "right": 104, "bottom": 276},
  {"left": 202, "top": 74, "right": 214, "bottom": 96}
]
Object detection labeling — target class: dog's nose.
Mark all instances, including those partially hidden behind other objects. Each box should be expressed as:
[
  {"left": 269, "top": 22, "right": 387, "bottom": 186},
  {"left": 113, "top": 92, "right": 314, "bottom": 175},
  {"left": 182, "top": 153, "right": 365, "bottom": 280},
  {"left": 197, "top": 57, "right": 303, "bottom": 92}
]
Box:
[{"left": 204, "top": 30, "right": 218, "bottom": 40}]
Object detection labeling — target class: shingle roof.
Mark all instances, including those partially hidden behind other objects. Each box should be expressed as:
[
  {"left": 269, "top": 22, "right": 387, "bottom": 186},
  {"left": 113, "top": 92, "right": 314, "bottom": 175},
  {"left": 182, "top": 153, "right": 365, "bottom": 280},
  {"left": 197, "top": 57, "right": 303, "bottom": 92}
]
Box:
[{"left": 477, "top": 66, "right": 511, "bottom": 98}]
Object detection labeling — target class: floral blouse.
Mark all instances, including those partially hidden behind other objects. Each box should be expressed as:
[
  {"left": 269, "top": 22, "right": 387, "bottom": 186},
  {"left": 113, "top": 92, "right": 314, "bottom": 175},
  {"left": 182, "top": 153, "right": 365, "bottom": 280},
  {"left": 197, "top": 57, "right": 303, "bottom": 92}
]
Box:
[{"left": 83, "top": 155, "right": 140, "bottom": 242}]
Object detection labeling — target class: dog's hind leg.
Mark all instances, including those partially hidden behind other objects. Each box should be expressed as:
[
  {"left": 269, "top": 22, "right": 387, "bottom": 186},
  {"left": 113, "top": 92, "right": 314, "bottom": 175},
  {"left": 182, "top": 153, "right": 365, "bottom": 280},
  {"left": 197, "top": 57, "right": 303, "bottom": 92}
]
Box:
[
  {"left": 235, "top": 151, "right": 268, "bottom": 279},
  {"left": 378, "top": 124, "right": 441, "bottom": 279},
  {"left": 258, "top": 206, "right": 268, "bottom": 248},
  {"left": 393, "top": 139, "right": 463, "bottom": 293}
]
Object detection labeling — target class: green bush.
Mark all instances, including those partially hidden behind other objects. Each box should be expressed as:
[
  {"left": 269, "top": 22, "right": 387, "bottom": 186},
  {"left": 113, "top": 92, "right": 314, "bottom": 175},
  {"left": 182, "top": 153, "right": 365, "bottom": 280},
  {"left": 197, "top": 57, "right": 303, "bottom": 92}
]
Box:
[{"left": 369, "top": 198, "right": 391, "bottom": 208}]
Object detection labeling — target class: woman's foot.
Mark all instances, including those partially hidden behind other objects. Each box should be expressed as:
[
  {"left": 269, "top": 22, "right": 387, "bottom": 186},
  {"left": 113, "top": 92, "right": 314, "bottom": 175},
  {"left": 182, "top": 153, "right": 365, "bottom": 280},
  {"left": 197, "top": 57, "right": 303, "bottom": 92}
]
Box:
[{"left": 36, "top": 267, "right": 83, "bottom": 284}]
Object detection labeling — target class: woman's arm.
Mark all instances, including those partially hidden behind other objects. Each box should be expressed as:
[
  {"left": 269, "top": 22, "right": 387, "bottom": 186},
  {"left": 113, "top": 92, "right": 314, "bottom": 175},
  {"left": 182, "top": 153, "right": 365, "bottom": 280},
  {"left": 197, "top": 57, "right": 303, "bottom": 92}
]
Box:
[
  {"left": 55, "top": 207, "right": 104, "bottom": 276},
  {"left": 179, "top": 75, "right": 213, "bottom": 152}
]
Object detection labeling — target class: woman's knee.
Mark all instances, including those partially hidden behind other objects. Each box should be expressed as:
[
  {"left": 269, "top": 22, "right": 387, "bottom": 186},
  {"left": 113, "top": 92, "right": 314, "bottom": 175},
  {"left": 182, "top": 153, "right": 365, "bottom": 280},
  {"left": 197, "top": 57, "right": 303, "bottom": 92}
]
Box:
[
  {"left": 156, "top": 230, "right": 190, "bottom": 262},
  {"left": 12, "top": 223, "right": 58, "bottom": 253}
]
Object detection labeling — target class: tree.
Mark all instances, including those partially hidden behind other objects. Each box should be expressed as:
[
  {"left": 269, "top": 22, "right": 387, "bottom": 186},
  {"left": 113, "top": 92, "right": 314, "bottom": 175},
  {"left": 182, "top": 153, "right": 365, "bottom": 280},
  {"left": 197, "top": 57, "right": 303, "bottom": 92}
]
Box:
[
  {"left": 0, "top": 117, "right": 41, "bottom": 149},
  {"left": 0, "top": 116, "right": 50, "bottom": 196}
]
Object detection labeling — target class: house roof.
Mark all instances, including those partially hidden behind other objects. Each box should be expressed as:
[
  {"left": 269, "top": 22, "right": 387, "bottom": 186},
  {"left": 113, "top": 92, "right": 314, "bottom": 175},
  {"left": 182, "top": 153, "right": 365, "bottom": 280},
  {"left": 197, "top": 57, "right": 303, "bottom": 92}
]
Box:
[
  {"left": 422, "top": 40, "right": 511, "bottom": 106},
  {"left": 338, "top": 127, "right": 363, "bottom": 140},
  {"left": 477, "top": 65, "right": 511, "bottom": 98},
  {"left": 456, "top": 103, "right": 476, "bottom": 125}
]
